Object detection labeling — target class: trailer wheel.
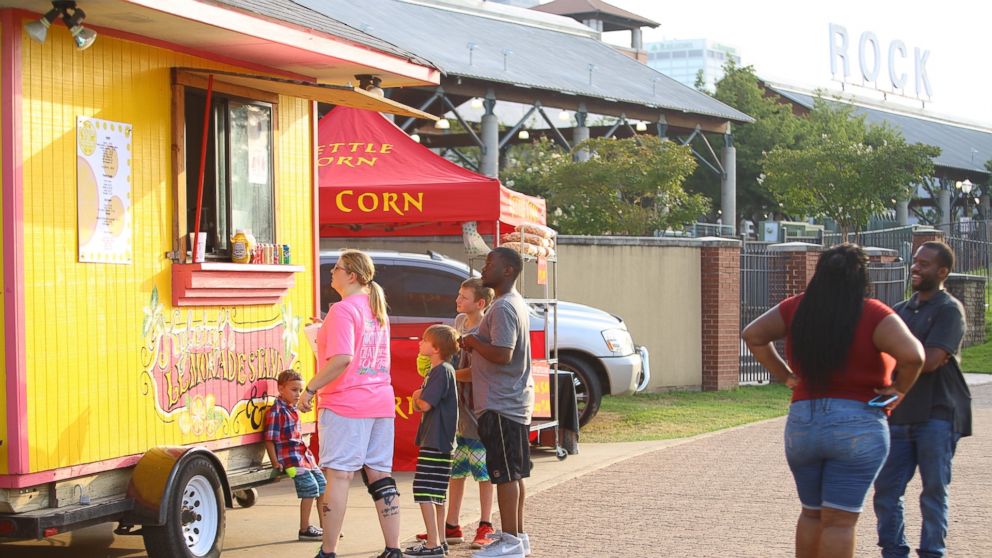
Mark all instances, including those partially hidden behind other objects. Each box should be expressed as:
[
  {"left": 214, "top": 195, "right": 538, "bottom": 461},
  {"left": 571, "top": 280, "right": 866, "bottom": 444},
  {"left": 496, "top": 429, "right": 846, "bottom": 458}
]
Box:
[
  {"left": 143, "top": 455, "right": 225, "bottom": 558},
  {"left": 234, "top": 488, "right": 257, "bottom": 508}
]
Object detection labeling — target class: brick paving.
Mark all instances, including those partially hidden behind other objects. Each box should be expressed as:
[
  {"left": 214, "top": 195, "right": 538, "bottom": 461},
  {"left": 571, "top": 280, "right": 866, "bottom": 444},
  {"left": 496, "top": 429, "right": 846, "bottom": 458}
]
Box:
[{"left": 446, "top": 383, "right": 992, "bottom": 558}]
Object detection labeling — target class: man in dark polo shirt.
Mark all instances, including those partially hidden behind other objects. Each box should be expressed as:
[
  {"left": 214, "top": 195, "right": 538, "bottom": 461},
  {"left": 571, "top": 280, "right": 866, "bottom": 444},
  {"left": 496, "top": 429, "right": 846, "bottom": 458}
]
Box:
[{"left": 873, "top": 240, "right": 972, "bottom": 558}]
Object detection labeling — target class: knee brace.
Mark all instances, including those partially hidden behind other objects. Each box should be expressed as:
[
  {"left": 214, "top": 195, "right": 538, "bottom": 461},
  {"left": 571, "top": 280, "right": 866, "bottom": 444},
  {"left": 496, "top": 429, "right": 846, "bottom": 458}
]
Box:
[{"left": 366, "top": 476, "right": 400, "bottom": 502}]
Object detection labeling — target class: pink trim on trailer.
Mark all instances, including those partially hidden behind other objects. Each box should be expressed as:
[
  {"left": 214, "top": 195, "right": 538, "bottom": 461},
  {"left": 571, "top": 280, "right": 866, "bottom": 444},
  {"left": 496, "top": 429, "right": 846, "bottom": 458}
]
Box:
[
  {"left": 311, "top": 101, "right": 321, "bottom": 317},
  {"left": 0, "top": 426, "right": 314, "bottom": 488},
  {"left": 1, "top": 8, "right": 28, "bottom": 476}
]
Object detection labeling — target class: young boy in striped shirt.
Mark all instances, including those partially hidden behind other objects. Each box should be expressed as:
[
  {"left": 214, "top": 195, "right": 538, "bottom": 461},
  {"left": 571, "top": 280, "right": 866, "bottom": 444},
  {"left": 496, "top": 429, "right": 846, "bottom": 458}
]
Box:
[{"left": 405, "top": 325, "right": 460, "bottom": 558}]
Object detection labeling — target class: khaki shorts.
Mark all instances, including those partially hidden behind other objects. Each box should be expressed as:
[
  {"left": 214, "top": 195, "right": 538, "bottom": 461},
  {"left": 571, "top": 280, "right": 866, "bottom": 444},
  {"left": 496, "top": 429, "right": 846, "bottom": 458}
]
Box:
[{"left": 317, "top": 408, "right": 394, "bottom": 473}]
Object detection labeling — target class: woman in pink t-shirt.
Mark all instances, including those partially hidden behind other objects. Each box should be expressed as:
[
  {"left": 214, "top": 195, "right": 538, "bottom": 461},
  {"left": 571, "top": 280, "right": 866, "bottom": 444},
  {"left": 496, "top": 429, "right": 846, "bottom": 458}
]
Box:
[{"left": 299, "top": 249, "right": 400, "bottom": 558}]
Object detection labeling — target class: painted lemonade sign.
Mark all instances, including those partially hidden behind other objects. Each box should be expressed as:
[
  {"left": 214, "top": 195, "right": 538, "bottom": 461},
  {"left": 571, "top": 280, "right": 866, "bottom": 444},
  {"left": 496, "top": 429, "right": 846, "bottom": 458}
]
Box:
[{"left": 141, "top": 288, "right": 301, "bottom": 436}]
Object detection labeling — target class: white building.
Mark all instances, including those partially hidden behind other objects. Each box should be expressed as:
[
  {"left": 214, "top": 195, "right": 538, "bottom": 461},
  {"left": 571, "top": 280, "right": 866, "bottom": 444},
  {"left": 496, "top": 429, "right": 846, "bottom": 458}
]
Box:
[{"left": 645, "top": 39, "right": 740, "bottom": 91}]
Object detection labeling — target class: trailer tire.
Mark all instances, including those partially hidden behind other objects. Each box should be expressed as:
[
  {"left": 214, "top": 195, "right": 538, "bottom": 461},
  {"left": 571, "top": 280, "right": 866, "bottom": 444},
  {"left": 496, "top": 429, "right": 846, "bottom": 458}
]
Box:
[{"left": 142, "top": 455, "right": 225, "bottom": 558}]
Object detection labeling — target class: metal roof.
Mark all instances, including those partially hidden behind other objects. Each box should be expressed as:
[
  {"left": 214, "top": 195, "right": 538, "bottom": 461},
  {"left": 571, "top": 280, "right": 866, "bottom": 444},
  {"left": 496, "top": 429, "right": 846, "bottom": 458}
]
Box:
[
  {"left": 292, "top": 0, "right": 752, "bottom": 123},
  {"left": 769, "top": 87, "right": 992, "bottom": 176},
  {"left": 533, "top": 0, "right": 660, "bottom": 29},
  {"left": 217, "top": 0, "right": 437, "bottom": 69}
]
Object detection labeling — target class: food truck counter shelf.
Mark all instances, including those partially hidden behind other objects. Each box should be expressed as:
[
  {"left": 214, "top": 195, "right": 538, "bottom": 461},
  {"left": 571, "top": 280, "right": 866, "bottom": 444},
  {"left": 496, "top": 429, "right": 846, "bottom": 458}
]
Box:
[{"left": 172, "top": 263, "right": 305, "bottom": 307}]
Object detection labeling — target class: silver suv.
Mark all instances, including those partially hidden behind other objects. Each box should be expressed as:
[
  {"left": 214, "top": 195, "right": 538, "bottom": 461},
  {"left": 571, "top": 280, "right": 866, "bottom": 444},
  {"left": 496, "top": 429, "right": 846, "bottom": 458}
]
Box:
[{"left": 319, "top": 250, "right": 649, "bottom": 426}]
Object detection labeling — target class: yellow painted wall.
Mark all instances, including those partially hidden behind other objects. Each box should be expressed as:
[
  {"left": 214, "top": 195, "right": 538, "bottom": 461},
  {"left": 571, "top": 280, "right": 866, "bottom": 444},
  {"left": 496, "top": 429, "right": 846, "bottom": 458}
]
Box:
[{"left": 19, "top": 23, "right": 315, "bottom": 473}]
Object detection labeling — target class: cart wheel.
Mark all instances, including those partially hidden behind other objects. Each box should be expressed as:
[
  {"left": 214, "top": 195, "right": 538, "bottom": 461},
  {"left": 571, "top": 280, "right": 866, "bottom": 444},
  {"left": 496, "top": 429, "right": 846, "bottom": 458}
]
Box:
[
  {"left": 234, "top": 488, "right": 258, "bottom": 508},
  {"left": 555, "top": 446, "right": 568, "bottom": 460},
  {"left": 142, "top": 455, "right": 225, "bottom": 558}
]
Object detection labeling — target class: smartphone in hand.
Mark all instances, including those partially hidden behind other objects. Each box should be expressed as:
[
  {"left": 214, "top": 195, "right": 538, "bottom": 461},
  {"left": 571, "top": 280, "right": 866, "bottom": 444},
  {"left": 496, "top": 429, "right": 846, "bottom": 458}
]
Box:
[{"left": 868, "top": 393, "right": 899, "bottom": 407}]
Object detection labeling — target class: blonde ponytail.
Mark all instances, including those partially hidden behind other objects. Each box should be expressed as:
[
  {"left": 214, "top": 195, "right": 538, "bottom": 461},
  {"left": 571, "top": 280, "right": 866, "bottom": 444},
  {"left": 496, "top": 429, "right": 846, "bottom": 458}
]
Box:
[
  {"left": 338, "top": 249, "right": 388, "bottom": 327},
  {"left": 368, "top": 280, "right": 388, "bottom": 327}
]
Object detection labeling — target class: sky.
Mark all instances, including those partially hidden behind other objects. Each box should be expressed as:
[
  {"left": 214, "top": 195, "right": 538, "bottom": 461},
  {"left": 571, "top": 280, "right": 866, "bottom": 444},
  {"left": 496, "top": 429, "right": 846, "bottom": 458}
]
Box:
[{"left": 602, "top": 0, "right": 990, "bottom": 126}]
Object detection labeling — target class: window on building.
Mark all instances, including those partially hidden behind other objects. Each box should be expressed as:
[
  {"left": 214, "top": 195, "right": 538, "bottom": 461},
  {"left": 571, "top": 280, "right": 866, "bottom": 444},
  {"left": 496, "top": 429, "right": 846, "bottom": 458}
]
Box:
[
  {"left": 176, "top": 76, "right": 277, "bottom": 259},
  {"left": 672, "top": 51, "right": 687, "bottom": 59},
  {"left": 688, "top": 49, "right": 704, "bottom": 58}
]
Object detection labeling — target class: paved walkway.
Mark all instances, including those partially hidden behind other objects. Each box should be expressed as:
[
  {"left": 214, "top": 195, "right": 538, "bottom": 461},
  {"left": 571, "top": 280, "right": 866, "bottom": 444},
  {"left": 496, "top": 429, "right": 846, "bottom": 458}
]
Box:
[
  {"left": 5, "top": 378, "right": 991, "bottom": 557},
  {"left": 446, "top": 378, "right": 992, "bottom": 558}
]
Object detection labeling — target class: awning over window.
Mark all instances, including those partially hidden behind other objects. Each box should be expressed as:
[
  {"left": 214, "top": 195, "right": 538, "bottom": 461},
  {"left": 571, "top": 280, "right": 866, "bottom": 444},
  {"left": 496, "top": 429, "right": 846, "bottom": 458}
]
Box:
[{"left": 175, "top": 68, "right": 437, "bottom": 120}]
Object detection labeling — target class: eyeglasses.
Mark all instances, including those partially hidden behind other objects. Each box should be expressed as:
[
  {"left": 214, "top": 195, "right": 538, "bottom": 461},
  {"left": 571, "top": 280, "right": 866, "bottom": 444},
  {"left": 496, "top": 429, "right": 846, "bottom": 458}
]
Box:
[{"left": 332, "top": 265, "right": 350, "bottom": 274}]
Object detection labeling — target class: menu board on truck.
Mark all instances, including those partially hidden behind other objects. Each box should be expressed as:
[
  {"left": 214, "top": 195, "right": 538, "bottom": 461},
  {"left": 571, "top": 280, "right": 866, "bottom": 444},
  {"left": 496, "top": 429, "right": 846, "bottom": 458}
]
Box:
[{"left": 77, "top": 116, "right": 133, "bottom": 264}]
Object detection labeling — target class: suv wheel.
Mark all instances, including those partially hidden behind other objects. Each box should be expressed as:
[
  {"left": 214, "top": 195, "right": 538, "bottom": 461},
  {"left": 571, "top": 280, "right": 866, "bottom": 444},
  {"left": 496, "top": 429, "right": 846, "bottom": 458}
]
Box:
[{"left": 558, "top": 354, "right": 602, "bottom": 427}]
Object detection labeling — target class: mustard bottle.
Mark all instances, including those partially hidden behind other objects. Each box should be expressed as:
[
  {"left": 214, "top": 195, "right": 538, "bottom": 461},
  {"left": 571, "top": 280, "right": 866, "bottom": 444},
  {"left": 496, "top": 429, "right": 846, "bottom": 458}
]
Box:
[{"left": 231, "top": 229, "right": 250, "bottom": 263}]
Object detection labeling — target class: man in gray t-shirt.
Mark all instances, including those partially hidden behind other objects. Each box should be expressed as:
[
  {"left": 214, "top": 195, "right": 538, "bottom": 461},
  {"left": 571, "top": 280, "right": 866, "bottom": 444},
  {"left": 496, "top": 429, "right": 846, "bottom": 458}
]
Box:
[
  {"left": 460, "top": 247, "right": 533, "bottom": 556},
  {"left": 471, "top": 291, "right": 534, "bottom": 424}
]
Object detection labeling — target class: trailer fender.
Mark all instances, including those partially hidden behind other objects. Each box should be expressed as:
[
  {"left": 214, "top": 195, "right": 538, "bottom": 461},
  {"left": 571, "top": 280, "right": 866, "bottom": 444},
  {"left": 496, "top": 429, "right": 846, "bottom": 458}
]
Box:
[{"left": 125, "top": 446, "right": 233, "bottom": 526}]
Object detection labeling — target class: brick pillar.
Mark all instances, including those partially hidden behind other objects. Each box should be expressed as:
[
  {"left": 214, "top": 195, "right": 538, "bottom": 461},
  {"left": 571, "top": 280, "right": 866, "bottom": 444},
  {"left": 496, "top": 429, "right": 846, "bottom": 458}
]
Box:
[
  {"left": 945, "top": 273, "right": 987, "bottom": 347},
  {"left": 769, "top": 242, "right": 823, "bottom": 297},
  {"left": 700, "top": 238, "right": 741, "bottom": 391},
  {"left": 911, "top": 228, "right": 945, "bottom": 256},
  {"left": 865, "top": 247, "right": 899, "bottom": 264}
]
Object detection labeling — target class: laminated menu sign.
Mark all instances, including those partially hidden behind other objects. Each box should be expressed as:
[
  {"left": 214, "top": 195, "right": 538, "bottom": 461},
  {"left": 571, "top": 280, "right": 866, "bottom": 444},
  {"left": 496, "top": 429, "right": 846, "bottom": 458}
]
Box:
[{"left": 77, "top": 116, "right": 132, "bottom": 264}]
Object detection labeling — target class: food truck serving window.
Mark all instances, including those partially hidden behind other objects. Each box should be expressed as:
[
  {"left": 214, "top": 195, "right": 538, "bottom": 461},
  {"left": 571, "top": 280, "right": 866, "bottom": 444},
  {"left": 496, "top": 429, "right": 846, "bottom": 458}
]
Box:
[
  {"left": 183, "top": 89, "right": 275, "bottom": 256},
  {"left": 172, "top": 70, "right": 280, "bottom": 260}
]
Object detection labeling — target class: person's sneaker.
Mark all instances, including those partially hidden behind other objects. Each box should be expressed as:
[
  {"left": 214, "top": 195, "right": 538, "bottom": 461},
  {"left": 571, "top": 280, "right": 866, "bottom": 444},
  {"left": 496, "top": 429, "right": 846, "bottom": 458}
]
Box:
[
  {"left": 403, "top": 542, "right": 445, "bottom": 557},
  {"left": 471, "top": 532, "right": 524, "bottom": 558},
  {"left": 376, "top": 548, "right": 403, "bottom": 558},
  {"left": 471, "top": 522, "right": 495, "bottom": 549},
  {"left": 519, "top": 533, "right": 530, "bottom": 556},
  {"left": 416, "top": 524, "right": 463, "bottom": 544},
  {"left": 299, "top": 525, "right": 323, "bottom": 541},
  {"left": 314, "top": 548, "right": 335, "bottom": 558}
]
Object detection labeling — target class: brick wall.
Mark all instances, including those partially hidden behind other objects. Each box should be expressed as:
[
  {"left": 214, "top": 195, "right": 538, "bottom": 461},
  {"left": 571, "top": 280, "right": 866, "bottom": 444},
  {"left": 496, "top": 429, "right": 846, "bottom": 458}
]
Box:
[
  {"left": 769, "top": 243, "right": 823, "bottom": 297},
  {"left": 700, "top": 240, "right": 741, "bottom": 391},
  {"left": 945, "top": 274, "right": 987, "bottom": 348},
  {"left": 912, "top": 228, "right": 945, "bottom": 255}
]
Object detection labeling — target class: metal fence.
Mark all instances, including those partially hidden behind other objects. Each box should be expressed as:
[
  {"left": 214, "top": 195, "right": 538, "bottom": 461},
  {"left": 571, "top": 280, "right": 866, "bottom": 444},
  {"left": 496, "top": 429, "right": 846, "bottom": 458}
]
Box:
[
  {"left": 739, "top": 247, "right": 787, "bottom": 384},
  {"left": 946, "top": 221, "right": 992, "bottom": 306},
  {"left": 822, "top": 225, "right": 916, "bottom": 263},
  {"left": 739, "top": 221, "right": 992, "bottom": 383},
  {"left": 738, "top": 244, "right": 908, "bottom": 384},
  {"left": 868, "top": 261, "right": 909, "bottom": 308}
]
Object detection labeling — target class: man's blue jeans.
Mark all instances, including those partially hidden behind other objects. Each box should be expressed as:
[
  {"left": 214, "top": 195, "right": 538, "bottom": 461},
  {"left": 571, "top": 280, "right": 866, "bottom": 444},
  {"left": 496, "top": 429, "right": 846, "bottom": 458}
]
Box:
[{"left": 873, "top": 419, "right": 961, "bottom": 558}]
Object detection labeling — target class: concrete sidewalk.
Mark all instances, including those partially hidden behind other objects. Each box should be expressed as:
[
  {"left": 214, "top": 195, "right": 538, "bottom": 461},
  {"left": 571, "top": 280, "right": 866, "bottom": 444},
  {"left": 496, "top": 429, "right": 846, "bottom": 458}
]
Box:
[
  {"left": 444, "top": 380, "right": 992, "bottom": 558},
  {"left": 4, "top": 378, "right": 991, "bottom": 557}
]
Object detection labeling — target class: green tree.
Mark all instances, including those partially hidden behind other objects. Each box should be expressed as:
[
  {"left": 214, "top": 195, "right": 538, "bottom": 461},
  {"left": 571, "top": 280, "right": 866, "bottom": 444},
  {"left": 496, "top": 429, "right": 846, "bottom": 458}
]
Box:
[
  {"left": 690, "top": 61, "right": 804, "bottom": 222},
  {"left": 762, "top": 98, "right": 939, "bottom": 235},
  {"left": 694, "top": 69, "right": 707, "bottom": 92},
  {"left": 503, "top": 136, "right": 705, "bottom": 235}
]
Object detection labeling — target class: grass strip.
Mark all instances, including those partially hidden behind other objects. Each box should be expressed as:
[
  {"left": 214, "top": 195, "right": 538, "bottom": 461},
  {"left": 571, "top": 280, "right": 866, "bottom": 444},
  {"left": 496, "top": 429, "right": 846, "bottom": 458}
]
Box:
[{"left": 581, "top": 384, "right": 793, "bottom": 443}]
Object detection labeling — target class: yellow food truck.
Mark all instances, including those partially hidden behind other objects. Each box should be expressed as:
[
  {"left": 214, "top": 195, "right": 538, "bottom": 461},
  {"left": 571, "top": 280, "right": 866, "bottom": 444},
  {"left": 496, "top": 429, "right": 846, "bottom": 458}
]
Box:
[{"left": 0, "top": 2, "right": 436, "bottom": 556}]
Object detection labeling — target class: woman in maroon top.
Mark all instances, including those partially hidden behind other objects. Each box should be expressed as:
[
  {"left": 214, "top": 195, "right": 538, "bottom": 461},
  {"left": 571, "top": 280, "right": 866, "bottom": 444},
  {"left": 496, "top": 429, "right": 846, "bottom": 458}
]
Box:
[{"left": 743, "top": 244, "right": 924, "bottom": 558}]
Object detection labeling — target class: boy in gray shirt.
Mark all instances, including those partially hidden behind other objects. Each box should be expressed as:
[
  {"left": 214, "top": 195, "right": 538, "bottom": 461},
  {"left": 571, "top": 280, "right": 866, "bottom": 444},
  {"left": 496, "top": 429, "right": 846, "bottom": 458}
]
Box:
[{"left": 406, "top": 325, "right": 460, "bottom": 557}]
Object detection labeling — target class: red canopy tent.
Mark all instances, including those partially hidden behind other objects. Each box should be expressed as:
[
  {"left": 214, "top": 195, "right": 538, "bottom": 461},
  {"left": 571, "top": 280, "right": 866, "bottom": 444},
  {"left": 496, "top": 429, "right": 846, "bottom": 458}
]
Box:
[
  {"left": 317, "top": 106, "right": 546, "bottom": 237},
  {"left": 316, "top": 107, "right": 551, "bottom": 470}
]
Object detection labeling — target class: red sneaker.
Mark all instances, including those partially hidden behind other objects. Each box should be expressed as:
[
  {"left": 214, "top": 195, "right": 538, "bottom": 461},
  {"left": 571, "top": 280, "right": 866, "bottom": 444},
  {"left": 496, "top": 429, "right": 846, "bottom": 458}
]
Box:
[
  {"left": 416, "top": 524, "right": 463, "bottom": 544},
  {"left": 471, "top": 522, "right": 495, "bottom": 549}
]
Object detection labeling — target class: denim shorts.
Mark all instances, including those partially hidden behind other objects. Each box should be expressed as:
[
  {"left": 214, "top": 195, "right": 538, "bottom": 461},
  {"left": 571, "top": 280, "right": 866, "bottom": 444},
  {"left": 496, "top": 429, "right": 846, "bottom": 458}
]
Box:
[
  {"left": 292, "top": 467, "right": 326, "bottom": 499},
  {"left": 784, "top": 398, "right": 889, "bottom": 513}
]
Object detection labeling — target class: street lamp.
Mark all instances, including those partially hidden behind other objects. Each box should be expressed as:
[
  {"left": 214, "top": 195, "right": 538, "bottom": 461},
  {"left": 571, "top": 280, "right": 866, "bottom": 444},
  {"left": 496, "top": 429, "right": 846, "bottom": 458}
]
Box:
[{"left": 956, "top": 179, "right": 974, "bottom": 230}]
